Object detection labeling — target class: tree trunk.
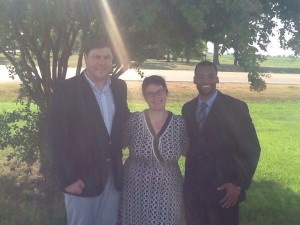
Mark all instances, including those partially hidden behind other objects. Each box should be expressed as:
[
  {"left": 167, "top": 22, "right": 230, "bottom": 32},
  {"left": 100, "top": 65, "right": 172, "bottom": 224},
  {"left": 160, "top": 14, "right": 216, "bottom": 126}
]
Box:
[
  {"left": 166, "top": 49, "right": 170, "bottom": 62},
  {"left": 76, "top": 47, "right": 84, "bottom": 76},
  {"left": 234, "top": 57, "right": 238, "bottom": 66},
  {"left": 185, "top": 48, "right": 190, "bottom": 64},
  {"left": 213, "top": 43, "right": 220, "bottom": 65},
  {"left": 233, "top": 49, "right": 239, "bottom": 66}
]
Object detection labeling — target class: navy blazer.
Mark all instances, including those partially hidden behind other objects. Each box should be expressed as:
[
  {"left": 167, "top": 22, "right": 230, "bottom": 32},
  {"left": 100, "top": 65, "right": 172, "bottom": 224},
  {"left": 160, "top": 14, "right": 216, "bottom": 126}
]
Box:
[
  {"left": 182, "top": 91, "right": 260, "bottom": 204},
  {"left": 48, "top": 72, "right": 130, "bottom": 197}
]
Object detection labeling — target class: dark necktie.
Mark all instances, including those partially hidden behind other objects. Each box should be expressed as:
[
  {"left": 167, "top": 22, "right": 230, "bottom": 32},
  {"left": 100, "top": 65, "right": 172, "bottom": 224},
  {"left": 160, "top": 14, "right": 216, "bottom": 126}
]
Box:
[{"left": 197, "top": 102, "right": 207, "bottom": 130}]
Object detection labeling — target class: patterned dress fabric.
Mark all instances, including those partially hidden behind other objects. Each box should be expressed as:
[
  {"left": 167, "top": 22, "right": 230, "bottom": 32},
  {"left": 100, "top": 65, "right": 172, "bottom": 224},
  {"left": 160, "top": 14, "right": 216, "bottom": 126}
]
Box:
[{"left": 120, "top": 111, "right": 188, "bottom": 225}]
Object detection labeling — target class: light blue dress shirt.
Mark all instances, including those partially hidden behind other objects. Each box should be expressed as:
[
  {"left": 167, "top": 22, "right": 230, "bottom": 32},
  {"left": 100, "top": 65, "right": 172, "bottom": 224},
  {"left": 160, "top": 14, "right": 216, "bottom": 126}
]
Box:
[
  {"left": 198, "top": 90, "right": 218, "bottom": 116},
  {"left": 84, "top": 72, "right": 115, "bottom": 135}
]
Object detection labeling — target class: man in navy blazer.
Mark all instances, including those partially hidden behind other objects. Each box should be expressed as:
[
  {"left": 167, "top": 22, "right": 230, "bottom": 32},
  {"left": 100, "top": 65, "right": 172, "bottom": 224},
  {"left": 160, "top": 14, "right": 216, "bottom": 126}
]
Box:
[
  {"left": 182, "top": 61, "right": 260, "bottom": 225},
  {"left": 48, "top": 36, "right": 130, "bottom": 225}
]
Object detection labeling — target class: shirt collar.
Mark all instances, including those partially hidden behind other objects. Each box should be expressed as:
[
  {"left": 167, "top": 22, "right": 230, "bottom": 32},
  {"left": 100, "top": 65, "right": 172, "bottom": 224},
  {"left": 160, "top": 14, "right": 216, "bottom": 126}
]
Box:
[
  {"left": 84, "top": 70, "right": 111, "bottom": 92},
  {"left": 198, "top": 90, "right": 218, "bottom": 110}
]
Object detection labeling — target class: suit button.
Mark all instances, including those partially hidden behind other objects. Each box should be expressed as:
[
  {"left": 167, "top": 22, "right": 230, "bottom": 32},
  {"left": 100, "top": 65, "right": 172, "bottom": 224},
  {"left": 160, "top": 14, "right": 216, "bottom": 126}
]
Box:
[{"left": 106, "top": 158, "right": 111, "bottom": 162}]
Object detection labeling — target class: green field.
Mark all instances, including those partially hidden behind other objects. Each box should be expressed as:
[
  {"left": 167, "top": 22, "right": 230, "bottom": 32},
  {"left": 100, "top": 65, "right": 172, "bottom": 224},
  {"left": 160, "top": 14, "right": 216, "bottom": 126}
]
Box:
[{"left": 0, "top": 81, "right": 300, "bottom": 225}]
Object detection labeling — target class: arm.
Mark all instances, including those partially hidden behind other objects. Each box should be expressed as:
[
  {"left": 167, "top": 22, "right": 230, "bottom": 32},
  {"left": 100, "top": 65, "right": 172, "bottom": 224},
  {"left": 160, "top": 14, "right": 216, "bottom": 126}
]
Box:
[
  {"left": 181, "top": 116, "right": 189, "bottom": 157},
  {"left": 218, "top": 101, "right": 260, "bottom": 208},
  {"left": 122, "top": 117, "right": 130, "bottom": 149},
  {"left": 232, "top": 101, "right": 260, "bottom": 189}
]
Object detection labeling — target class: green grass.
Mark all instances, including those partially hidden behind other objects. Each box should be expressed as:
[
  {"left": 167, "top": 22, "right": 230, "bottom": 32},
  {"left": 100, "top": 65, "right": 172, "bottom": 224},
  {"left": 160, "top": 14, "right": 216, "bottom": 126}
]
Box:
[
  {"left": 239, "top": 102, "right": 300, "bottom": 225},
  {"left": 1, "top": 82, "right": 300, "bottom": 225}
]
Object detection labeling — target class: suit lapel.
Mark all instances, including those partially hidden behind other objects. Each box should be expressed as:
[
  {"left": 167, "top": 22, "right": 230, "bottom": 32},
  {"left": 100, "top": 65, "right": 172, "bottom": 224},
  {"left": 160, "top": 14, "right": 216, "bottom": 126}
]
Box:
[
  {"left": 204, "top": 92, "right": 229, "bottom": 131},
  {"left": 110, "top": 77, "right": 122, "bottom": 137},
  {"left": 186, "top": 97, "right": 200, "bottom": 133}
]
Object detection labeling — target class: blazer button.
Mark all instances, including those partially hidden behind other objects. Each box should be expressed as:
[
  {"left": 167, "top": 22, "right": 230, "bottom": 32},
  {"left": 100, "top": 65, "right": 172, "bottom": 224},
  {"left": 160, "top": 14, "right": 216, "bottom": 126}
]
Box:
[{"left": 106, "top": 158, "right": 111, "bottom": 162}]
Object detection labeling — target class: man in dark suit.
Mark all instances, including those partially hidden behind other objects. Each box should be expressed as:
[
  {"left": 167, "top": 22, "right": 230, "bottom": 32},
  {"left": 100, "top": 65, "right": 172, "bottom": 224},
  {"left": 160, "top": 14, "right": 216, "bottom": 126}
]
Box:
[
  {"left": 48, "top": 36, "right": 130, "bottom": 225},
  {"left": 182, "top": 61, "right": 260, "bottom": 225}
]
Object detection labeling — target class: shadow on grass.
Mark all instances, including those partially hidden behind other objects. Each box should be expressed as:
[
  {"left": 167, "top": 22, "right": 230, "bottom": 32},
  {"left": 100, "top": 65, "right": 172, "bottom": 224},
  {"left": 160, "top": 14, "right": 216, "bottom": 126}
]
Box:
[
  {"left": 140, "top": 61, "right": 300, "bottom": 74},
  {"left": 259, "top": 67, "right": 300, "bottom": 74},
  {"left": 240, "top": 180, "right": 300, "bottom": 225},
  {"left": 0, "top": 172, "right": 66, "bottom": 225},
  {"left": 140, "top": 61, "right": 197, "bottom": 70}
]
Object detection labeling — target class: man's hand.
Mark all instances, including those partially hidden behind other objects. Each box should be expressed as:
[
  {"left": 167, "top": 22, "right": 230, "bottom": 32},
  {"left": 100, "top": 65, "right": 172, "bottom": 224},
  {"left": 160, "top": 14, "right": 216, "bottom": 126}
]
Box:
[
  {"left": 65, "top": 179, "right": 85, "bottom": 195},
  {"left": 217, "top": 183, "right": 241, "bottom": 208}
]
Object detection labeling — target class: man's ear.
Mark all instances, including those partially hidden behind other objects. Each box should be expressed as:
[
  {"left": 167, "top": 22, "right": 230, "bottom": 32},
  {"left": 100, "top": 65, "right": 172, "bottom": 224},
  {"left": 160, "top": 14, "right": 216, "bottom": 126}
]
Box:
[
  {"left": 193, "top": 76, "right": 196, "bottom": 84},
  {"left": 216, "top": 76, "right": 219, "bottom": 83}
]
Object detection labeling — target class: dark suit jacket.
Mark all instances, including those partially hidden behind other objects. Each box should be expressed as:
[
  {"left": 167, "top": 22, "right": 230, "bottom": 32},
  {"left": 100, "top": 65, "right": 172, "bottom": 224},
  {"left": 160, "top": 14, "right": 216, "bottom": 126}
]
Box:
[
  {"left": 48, "top": 72, "right": 130, "bottom": 197},
  {"left": 182, "top": 91, "right": 260, "bottom": 205}
]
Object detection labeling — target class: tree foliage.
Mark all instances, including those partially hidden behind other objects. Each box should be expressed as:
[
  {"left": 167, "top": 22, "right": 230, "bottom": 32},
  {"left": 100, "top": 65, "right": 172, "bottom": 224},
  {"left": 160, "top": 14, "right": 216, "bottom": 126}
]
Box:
[{"left": 0, "top": 0, "right": 84, "bottom": 111}]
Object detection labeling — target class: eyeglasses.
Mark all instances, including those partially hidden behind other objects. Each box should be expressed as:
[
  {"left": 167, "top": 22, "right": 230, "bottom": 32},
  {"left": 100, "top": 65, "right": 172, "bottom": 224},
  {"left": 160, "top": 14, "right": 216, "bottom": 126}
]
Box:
[{"left": 144, "top": 89, "right": 167, "bottom": 99}]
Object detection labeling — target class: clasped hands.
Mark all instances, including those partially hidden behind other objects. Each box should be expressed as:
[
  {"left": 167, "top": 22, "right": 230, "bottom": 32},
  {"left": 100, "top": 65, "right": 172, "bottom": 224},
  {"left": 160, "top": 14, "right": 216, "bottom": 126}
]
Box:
[
  {"left": 217, "top": 183, "right": 241, "bottom": 208},
  {"left": 65, "top": 179, "right": 85, "bottom": 195}
]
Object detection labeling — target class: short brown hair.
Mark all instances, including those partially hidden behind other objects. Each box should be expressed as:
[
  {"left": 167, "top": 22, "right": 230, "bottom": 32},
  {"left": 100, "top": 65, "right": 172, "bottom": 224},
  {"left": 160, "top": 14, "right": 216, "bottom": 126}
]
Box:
[
  {"left": 82, "top": 35, "right": 112, "bottom": 55},
  {"left": 142, "top": 75, "right": 168, "bottom": 96}
]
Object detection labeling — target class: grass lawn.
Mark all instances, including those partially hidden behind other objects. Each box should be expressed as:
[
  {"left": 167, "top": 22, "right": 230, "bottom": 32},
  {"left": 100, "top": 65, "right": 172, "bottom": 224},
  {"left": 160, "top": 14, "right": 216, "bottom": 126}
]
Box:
[{"left": 0, "top": 82, "right": 300, "bottom": 225}]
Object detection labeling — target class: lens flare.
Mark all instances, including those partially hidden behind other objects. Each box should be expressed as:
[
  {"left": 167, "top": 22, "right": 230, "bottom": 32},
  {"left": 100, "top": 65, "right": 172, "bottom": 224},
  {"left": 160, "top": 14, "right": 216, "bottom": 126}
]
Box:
[{"left": 98, "top": 0, "right": 130, "bottom": 68}]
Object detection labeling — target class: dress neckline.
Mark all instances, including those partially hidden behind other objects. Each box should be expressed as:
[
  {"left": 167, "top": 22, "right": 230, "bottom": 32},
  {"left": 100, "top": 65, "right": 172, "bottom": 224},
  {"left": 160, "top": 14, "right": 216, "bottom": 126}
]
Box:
[
  {"left": 144, "top": 110, "right": 173, "bottom": 137},
  {"left": 143, "top": 110, "right": 173, "bottom": 163}
]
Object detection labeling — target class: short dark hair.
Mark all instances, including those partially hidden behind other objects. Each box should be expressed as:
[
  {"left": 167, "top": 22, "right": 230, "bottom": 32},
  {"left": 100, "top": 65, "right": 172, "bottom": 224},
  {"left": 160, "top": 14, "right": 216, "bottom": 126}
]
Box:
[
  {"left": 142, "top": 75, "right": 168, "bottom": 96},
  {"left": 82, "top": 35, "right": 112, "bottom": 55},
  {"left": 194, "top": 61, "right": 218, "bottom": 75}
]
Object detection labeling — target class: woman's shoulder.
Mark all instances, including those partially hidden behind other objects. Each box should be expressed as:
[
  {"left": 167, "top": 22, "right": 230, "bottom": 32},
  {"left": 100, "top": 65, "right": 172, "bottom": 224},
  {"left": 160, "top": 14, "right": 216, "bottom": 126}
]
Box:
[
  {"left": 129, "top": 111, "right": 144, "bottom": 120},
  {"left": 170, "top": 113, "right": 185, "bottom": 123},
  {"left": 171, "top": 113, "right": 183, "bottom": 119}
]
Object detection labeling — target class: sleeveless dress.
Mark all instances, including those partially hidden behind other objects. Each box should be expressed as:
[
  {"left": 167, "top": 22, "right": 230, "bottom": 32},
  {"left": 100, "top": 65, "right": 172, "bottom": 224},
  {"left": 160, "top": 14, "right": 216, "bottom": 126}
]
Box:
[{"left": 120, "top": 110, "right": 188, "bottom": 225}]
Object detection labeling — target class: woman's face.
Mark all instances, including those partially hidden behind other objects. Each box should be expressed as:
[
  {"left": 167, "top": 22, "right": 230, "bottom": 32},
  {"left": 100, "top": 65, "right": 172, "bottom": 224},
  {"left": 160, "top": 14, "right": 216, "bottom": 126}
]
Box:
[{"left": 143, "top": 84, "right": 167, "bottom": 111}]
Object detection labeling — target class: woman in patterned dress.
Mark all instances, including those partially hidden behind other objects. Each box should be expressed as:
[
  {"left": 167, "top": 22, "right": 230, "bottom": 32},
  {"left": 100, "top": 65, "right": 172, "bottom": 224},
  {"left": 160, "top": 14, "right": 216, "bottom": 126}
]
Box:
[{"left": 120, "top": 75, "right": 188, "bottom": 225}]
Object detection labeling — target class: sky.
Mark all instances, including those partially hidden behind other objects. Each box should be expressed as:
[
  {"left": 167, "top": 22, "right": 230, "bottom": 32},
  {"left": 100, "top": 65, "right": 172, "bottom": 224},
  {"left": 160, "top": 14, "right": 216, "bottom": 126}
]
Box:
[
  {"left": 207, "top": 22, "right": 294, "bottom": 57},
  {"left": 207, "top": 35, "right": 294, "bottom": 57},
  {"left": 264, "top": 27, "right": 294, "bottom": 56}
]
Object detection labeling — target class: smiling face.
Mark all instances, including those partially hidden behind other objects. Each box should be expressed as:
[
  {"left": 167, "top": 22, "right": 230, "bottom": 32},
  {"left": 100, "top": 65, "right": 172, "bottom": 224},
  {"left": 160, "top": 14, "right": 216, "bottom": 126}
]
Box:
[
  {"left": 194, "top": 65, "right": 219, "bottom": 100},
  {"left": 144, "top": 84, "right": 167, "bottom": 111},
  {"left": 84, "top": 47, "right": 113, "bottom": 83}
]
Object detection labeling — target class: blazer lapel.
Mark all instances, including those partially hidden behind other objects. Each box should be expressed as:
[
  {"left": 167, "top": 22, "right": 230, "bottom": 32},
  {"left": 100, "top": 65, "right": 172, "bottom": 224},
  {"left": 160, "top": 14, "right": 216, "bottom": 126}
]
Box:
[
  {"left": 110, "top": 77, "right": 122, "bottom": 137},
  {"left": 204, "top": 92, "right": 227, "bottom": 130},
  {"left": 187, "top": 97, "right": 200, "bottom": 133}
]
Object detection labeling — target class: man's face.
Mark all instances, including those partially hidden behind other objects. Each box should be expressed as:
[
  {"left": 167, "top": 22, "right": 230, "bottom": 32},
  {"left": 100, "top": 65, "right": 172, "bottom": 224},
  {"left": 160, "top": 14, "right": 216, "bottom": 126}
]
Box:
[
  {"left": 84, "top": 47, "right": 113, "bottom": 82},
  {"left": 194, "top": 65, "right": 219, "bottom": 100}
]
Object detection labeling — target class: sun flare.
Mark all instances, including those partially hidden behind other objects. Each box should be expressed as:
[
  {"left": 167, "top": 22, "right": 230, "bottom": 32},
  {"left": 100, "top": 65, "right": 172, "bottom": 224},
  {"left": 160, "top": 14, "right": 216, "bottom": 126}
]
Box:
[{"left": 98, "top": 0, "right": 130, "bottom": 68}]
